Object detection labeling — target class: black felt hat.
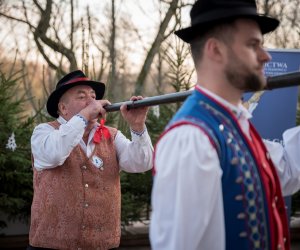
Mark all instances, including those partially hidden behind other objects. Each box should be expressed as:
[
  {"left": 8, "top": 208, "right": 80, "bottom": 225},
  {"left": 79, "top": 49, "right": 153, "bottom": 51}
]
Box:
[
  {"left": 175, "top": 0, "right": 279, "bottom": 43},
  {"left": 47, "top": 70, "right": 105, "bottom": 118}
]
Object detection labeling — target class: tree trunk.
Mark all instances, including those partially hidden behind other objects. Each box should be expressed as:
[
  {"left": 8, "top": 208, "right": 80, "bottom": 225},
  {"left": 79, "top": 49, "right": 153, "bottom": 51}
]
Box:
[
  {"left": 107, "top": 0, "right": 117, "bottom": 101},
  {"left": 134, "top": 0, "right": 179, "bottom": 95}
]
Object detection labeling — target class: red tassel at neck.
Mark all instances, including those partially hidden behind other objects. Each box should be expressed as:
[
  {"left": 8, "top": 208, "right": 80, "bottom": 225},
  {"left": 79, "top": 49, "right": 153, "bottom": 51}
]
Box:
[{"left": 93, "top": 119, "right": 111, "bottom": 143}]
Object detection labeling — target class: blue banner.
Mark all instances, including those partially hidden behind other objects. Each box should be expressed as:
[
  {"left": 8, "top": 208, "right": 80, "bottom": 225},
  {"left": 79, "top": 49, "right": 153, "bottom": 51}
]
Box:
[{"left": 244, "top": 49, "right": 300, "bottom": 141}]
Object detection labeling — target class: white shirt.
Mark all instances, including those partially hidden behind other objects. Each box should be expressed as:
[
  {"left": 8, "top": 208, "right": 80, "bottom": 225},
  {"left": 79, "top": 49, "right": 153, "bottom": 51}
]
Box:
[
  {"left": 150, "top": 87, "right": 300, "bottom": 250},
  {"left": 31, "top": 115, "right": 153, "bottom": 173}
]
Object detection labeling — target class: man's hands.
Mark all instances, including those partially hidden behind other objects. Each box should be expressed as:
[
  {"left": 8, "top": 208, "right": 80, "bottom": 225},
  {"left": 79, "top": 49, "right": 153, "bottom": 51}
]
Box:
[
  {"left": 77, "top": 96, "right": 148, "bottom": 133},
  {"left": 120, "top": 96, "right": 148, "bottom": 133},
  {"left": 79, "top": 99, "right": 111, "bottom": 122}
]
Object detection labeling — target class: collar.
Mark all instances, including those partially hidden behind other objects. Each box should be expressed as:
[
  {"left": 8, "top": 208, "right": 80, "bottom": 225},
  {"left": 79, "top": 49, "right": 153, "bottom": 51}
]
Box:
[
  {"left": 57, "top": 116, "right": 67, "bottom": 124},
  {"left": 196, "top": 85, "right": 253, "bottom": 121}
]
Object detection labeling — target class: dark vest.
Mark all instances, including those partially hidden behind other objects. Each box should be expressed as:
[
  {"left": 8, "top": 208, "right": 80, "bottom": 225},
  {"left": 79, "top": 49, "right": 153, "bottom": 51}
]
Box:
[{"left": 164, "top": 87, "right": 290, "bottom": 250}]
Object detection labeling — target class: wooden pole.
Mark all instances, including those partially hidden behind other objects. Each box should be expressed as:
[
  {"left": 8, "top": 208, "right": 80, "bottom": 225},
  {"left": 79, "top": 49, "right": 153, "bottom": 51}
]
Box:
[{"left": 104, "top": 71, "right": 300, "bottom": 112}]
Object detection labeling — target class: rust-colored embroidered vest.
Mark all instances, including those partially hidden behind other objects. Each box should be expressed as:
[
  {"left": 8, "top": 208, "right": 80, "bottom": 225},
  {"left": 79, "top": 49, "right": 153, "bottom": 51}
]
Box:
[{"left": 29, "top": 121, "right": 121, "bottom": 250}]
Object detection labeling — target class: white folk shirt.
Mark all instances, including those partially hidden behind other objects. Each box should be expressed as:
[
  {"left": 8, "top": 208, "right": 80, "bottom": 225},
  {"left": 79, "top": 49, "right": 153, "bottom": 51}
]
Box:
[
  {"left": 150, "top": 86, "right": 300, "bottom": 250},
  {"left": 31, "top": 115, "right": 153, "bottom": 172}
]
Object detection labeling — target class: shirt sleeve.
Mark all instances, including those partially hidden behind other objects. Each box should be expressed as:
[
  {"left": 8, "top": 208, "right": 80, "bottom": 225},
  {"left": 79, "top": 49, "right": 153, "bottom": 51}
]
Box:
[
  {"left": 115, "top": 128, "right": 153, "bottom": 173},
  {"left": 31, "top": 116, "right": 86, "bottom": 170},
  {"left": 150, "top": 125, "right": 225, "bottom": 250},
  {"left": 264, "top": 126, "right": 300, "bottom": 196}
]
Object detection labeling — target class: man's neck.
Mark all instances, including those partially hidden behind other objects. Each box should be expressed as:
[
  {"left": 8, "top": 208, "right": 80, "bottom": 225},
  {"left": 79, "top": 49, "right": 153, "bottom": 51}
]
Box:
[
  {"left": 196, "top": 73, "right": 243, "bottom": 106},
  {"left": 83, "top": 122, "right": 96, "bottom": 144}
]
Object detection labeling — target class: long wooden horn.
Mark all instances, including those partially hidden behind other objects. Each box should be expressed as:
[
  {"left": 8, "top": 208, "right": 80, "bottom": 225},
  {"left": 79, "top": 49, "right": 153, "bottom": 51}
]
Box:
[{"left": 104, "top": 71, "right": 300, "bottom": 112}]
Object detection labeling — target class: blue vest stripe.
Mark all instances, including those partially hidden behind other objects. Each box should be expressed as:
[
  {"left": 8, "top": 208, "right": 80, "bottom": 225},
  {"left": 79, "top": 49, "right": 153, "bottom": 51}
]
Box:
[{"left": 166, "top": 90, "right": 270, "bottom": 250}]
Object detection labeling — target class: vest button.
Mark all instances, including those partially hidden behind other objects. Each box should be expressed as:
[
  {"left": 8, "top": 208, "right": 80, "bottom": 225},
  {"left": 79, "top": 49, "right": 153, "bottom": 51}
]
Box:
[
  {"left": 235, "top": 177, "right": 243, "bottom": 184},
  {"left": 277, "top": 244, "right": 282, "bottom": 250},
  {"left": 239, "top": 232, "right": 247, "bottom": 237},
  {"left": 219, "top": 124, "right": 224, "bottom": 131},
  {"left": 237, "top": 213, "right": 246, "bottom": 219},
  {"left": 82, "top": 165, "right": 87, "bottom": 170},
  {"left": 84, "top": 203, "right": 89, "bottom": 208},
  {"left": 231, "top": 157, "right": 239, "bottom": 165},
  {"left": 235, "top": 195, "right": 243, "bottom": 201},
  {"left": 82, "top": 225, "right": 85, "bottom": 229},
  {"left": 85, "top": 184, "right": 89, "bottom": 188}
]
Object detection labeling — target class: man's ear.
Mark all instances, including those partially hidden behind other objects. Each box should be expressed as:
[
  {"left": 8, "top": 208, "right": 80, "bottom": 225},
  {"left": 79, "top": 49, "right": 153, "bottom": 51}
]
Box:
[
  {"left": 205, "top": 38, "right": 226, "bottom": 63},
  {"left": 58, "top": 101, "right": 67, "bottom": 116}
]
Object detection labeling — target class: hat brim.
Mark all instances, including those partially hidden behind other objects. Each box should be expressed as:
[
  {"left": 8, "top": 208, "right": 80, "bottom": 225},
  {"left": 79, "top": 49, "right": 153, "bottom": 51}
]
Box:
[
  {"left": 175, "top": 15, "right": 279, "bottom": 43},
  {"left": 47, "top": 80, "right": 105, "bottom": 118}
]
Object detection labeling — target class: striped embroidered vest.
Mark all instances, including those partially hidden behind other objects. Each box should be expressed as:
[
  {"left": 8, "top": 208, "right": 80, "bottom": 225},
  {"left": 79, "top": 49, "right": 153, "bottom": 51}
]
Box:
[{"left": 164, "top": 88, "right": 290, "bottom": 250}]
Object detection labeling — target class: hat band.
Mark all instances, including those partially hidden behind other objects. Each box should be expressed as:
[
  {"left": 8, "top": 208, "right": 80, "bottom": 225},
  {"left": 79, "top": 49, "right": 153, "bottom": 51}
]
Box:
[
  {"left": 64, "top": 77, "right": 90, "bottom": 86},
  {"left": 191, "top": 7, "right": 258, "bottom": 26}
]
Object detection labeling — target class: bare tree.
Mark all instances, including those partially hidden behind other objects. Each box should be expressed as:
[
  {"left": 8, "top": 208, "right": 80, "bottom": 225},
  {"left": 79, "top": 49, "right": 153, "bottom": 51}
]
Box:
[
  {"left": 257, "top": 0, "right": 300, "bottom": 48},
  {"left": 0, "top": 0, "right": 79, "bottom": 75},
  {"left": 134, "top": 0, "right": 180, "bottom": 95},
  {"left": 0, "top": 0, "right": 113, "bottom": 112},
  {"left": 4, "top": 0, "right": 299, "bottom": 111},
  {"left": 107, "top": 0, "right": 117, "bottom": 100}
]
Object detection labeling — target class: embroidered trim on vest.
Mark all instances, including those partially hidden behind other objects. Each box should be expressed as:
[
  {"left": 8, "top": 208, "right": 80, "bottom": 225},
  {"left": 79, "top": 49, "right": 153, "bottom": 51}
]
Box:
[
  {"left": 198, "top": 100, "right": 269, "bottom": 249},
  {"left": 164, "top": 89, "right": 273, "bottom": 250}
]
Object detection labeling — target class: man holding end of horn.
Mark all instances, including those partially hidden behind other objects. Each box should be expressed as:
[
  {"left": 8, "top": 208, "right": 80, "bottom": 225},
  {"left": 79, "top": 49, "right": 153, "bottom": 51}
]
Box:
[{"left": 28, "top": 70, "right": 153, "bottom": 250}]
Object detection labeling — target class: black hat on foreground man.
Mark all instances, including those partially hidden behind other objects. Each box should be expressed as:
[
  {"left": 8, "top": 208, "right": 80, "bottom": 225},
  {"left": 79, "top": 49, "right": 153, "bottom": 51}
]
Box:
[{"left": 175, "top": 0, "right": 279, "bottom": 43}]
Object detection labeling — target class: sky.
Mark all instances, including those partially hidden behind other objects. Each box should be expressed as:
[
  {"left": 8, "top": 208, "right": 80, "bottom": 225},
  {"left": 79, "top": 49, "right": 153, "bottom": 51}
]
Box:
[{"left": 0, "top": 0, "right": 192, "bottom": 70}]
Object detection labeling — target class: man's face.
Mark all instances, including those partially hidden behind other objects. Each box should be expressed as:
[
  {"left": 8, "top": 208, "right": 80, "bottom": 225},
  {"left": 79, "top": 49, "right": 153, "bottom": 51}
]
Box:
[
  {"left": 223, "top": 19, "right": 271, "bottom": 92},
  {"left": 58, "top": 85, "right": 96, "bottom": 121}
]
